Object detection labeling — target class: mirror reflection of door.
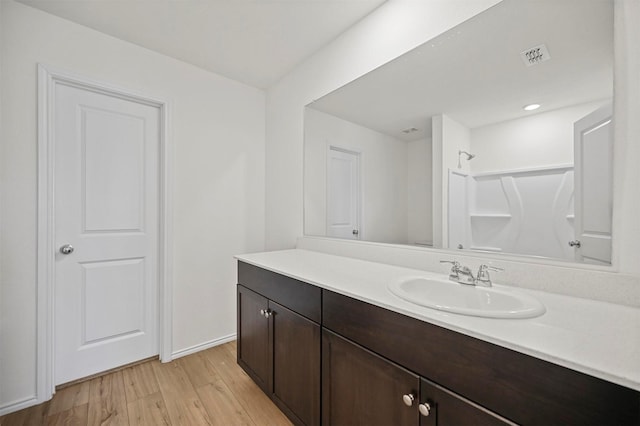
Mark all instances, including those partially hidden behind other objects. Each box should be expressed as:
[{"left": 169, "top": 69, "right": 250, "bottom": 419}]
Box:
[
  {"left": 326, "top": 146, "right": 361, "bottom": 239},
  {"left": 573, "top": 104, "right": 613, "bottom": 264}
]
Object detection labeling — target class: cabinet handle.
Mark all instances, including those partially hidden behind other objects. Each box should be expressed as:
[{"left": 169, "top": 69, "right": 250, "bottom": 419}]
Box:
[
  {"left": 259, "top": 309, "right": 272, "bottom": 318},
  {"left": 418, "top": 402, "right": 431, "bottom": 417},
  {"left": 402, "top": 393, "right": 415, "bottom": 407}
]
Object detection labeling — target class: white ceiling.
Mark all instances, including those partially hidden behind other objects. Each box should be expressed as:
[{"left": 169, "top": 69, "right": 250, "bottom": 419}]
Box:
[
  {"left": 17, "top": 0, "right": 387, "bottom": 89},
  {"left": 309, "top": 0, "right": 613, "bottom": 141}
]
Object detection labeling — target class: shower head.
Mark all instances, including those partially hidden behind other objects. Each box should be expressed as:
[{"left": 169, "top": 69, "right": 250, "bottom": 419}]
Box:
[
  {"left": 459, "top": 150, "right": 475, "bottom": 160},
  {"left": 457, "top": 150, "right": 475, "bottom": 168}
]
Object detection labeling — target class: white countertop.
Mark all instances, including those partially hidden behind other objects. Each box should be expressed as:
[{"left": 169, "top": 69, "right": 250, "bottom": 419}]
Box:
[{"left": 235, "top": 249, "right": 640, "bottom": 392}]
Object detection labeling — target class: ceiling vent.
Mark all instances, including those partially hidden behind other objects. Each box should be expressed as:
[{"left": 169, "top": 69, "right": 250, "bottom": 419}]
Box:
[{"left": 520, "top": 44, "right": 551, "bottom": 67}]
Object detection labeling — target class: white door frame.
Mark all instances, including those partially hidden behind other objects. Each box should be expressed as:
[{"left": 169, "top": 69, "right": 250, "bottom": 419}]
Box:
[{"left": 36, "top": 64, "right": 173, "bottom": 403}]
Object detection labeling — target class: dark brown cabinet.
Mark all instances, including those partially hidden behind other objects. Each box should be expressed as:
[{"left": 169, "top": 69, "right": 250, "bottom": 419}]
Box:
[
  {"left": 237, "top": 262, "right": 321, "bottom": 426},
  {"left": 237, "top": 261, "right": 640, "bottom": 426},
  {"left": 322, "top": 329, "right": 512, "bottom": 426},
  {"left": 322, "top": 289, "right": 640, "bottom": 425}
]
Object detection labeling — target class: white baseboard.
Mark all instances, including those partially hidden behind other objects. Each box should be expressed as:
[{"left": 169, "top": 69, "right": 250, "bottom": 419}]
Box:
[
  {"left": 170, "top": 333, "right": 237, "bottom": 360},
  {"left": 0, "top": 396, "right": 39, "bottom": 417}
]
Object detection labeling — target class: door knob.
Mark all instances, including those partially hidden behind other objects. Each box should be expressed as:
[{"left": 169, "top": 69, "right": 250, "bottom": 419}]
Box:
[
  {"left": 568, "top": 240, "right": 581, "bottom": 248},
  {"left": 352, "top": 229, "right": 359, "bottom": 235},
  {"left": 59, "top": 244, "right": 74, "bottom": 255}
]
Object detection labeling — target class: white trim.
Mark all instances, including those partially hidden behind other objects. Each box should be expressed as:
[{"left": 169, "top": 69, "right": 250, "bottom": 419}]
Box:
[
  {"left": 171, "top": 334, "right": 237, "bottom": 360},
  {"left": 36, "top": 64, "right": 173, "bottom": 404},
  {"left": 0, "top": 397, "right": 40, "bottom": 417},
  {"left": 159, "top": 95, "right": 174, "bottom": 365}
]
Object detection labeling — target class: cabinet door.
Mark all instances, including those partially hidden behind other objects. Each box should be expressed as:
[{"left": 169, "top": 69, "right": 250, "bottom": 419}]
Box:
[
  {"left": 271, "top": 301, "right": 321, "bottom": 426},
  {"left": 322, "top": 329, "right": 420, "bottom": 426},
  {"left": 419, "top": 379, "right": 515, "bottom": 426},
  {"left": 237, "top": 285, "right": 271, "bottom": 393}
]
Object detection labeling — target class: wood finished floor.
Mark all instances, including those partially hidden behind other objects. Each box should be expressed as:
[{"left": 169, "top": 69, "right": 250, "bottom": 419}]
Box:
[{"left": 0, "top": 341, "right": 293, "bottom": 426}]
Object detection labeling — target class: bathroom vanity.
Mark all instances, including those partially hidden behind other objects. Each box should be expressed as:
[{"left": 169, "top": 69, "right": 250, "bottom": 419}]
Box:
[{"left": 235, "top": 250, "right": 640, "bottom": 426}]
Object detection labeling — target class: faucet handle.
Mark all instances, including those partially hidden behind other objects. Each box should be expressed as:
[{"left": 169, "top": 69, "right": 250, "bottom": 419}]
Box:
[
  {"left": 440, "top": 260, "right": 461, "bottom": 279},
  {"left": 476, "top": 264, "right": 503, "bottom": 286},
  {"left": 479, "top": 264, "right": 504, "bottom": 272}
]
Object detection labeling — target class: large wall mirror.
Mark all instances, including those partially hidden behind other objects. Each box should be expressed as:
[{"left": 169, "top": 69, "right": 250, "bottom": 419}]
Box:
[{"left": 304, "top": 0, "right": 614, "bottom": 265}]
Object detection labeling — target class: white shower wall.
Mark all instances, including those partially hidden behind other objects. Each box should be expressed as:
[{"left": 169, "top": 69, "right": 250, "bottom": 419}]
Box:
[{"left": 449, "top": 166, "right": 575, "bottom": 260}]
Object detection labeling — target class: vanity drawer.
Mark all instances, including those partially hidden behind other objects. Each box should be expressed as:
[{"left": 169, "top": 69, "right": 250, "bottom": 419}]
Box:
[
  {"left": 238, "top": 261, "right": 321, "bottom": 323},
  {"left": 322, "top": 289, "right": 640, "bottom": 425}
]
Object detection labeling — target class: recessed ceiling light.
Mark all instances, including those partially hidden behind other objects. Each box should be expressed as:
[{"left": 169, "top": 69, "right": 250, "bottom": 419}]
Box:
[{"left": 523, "top": 103, "right": 541, "bottom": 111}]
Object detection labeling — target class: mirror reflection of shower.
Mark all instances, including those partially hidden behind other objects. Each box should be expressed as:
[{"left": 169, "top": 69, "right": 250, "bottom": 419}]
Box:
[{"left": 457, "top": 150, "right": 475, "bottom": 169}]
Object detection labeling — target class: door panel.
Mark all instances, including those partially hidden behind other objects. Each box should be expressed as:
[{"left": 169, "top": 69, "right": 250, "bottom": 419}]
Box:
[
  {"left": 271, "top": 301, "right": 320, "bottom": 425},
  {"left": 54, "top": 83, "right": 159, "bottom": 385},
  {"left": 82, "top": 258, "right": 145, "bottom": 343},
  {"left": 322, "top": 329, "right": 419, "bottom": 426},
  {"left": 420, "top": 379, "right": 514, "bottom": 426},
  {"left": 82, "top": 107, "right": 145, "bottom": 232},
  {"left": 237, "top": 285, "right": 271, "bottom": 392}
]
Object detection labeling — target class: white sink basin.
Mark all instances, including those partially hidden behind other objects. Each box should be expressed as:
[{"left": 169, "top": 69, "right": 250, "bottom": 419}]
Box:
[{"left": 388, "top": 276, "right": 545, "bottom": 319}]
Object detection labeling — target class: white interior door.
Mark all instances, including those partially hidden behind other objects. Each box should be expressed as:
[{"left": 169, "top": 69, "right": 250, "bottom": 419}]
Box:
[
  {"left": 327, "top": 147, "right": 361, "bottom": 239},
  {"left": 54, "top": 82, "right": 160, "bottom": 385},
  {"left": 573, "top": 104, "right": 613, "bottom": 264}
]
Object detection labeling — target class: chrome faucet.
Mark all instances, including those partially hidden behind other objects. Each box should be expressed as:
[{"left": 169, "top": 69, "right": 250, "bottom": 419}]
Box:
[{"left": 440, "top": 260, "right": 503, "bottom": 287}]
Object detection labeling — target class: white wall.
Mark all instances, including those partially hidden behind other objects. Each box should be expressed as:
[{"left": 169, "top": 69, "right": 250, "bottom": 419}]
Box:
[
  {"left": 470, "top": 101, "right": 608, "bottom": 173},
  {"left": 304, "top": 108, "right": 408, "bottom": 243},
  {"left": 265, "top": 0, "right": 503, "bottom": 251},
  {"left": 407, "top": 137, "right": 432, "bottom": 245},
  {"left": 0, "top": 0, "right": 265, "bottom": 411}
]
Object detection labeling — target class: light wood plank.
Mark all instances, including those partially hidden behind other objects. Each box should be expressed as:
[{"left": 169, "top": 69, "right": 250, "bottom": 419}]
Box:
[
  {"left": 48, "top": 380, "right": 90, "bottom": 415},
  {"left": 45, "top": 404, "right": 88, "bottom": 426},
  {"left": 177, "top": 352, "right": 221, "bottom": 389},
  {"left": 152, "top": 360, "right": 212, "bottom": 425},
  {"left": 201, "top": 345, "right": 292, "bottom": 426},
  {"left": 87, "top": 371, "right": 129, "bottom": 425},
  {"left": 122, "top": 360, "right": 160, "bottom": 403},
  {"left": 196, "top": 380, "right": 255, "bottom": 426},
  {"left": 228, "top": 340, "right": 237, "bottom": 351},
  {"left": 126, "top": 391, "right": 171, "bottom": 426},
  {"left": 152, "top": 360, "right": 194, "bottom": 396},
  {"left": 0, "top": 401, "right": 50, "bottom": 426}
]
